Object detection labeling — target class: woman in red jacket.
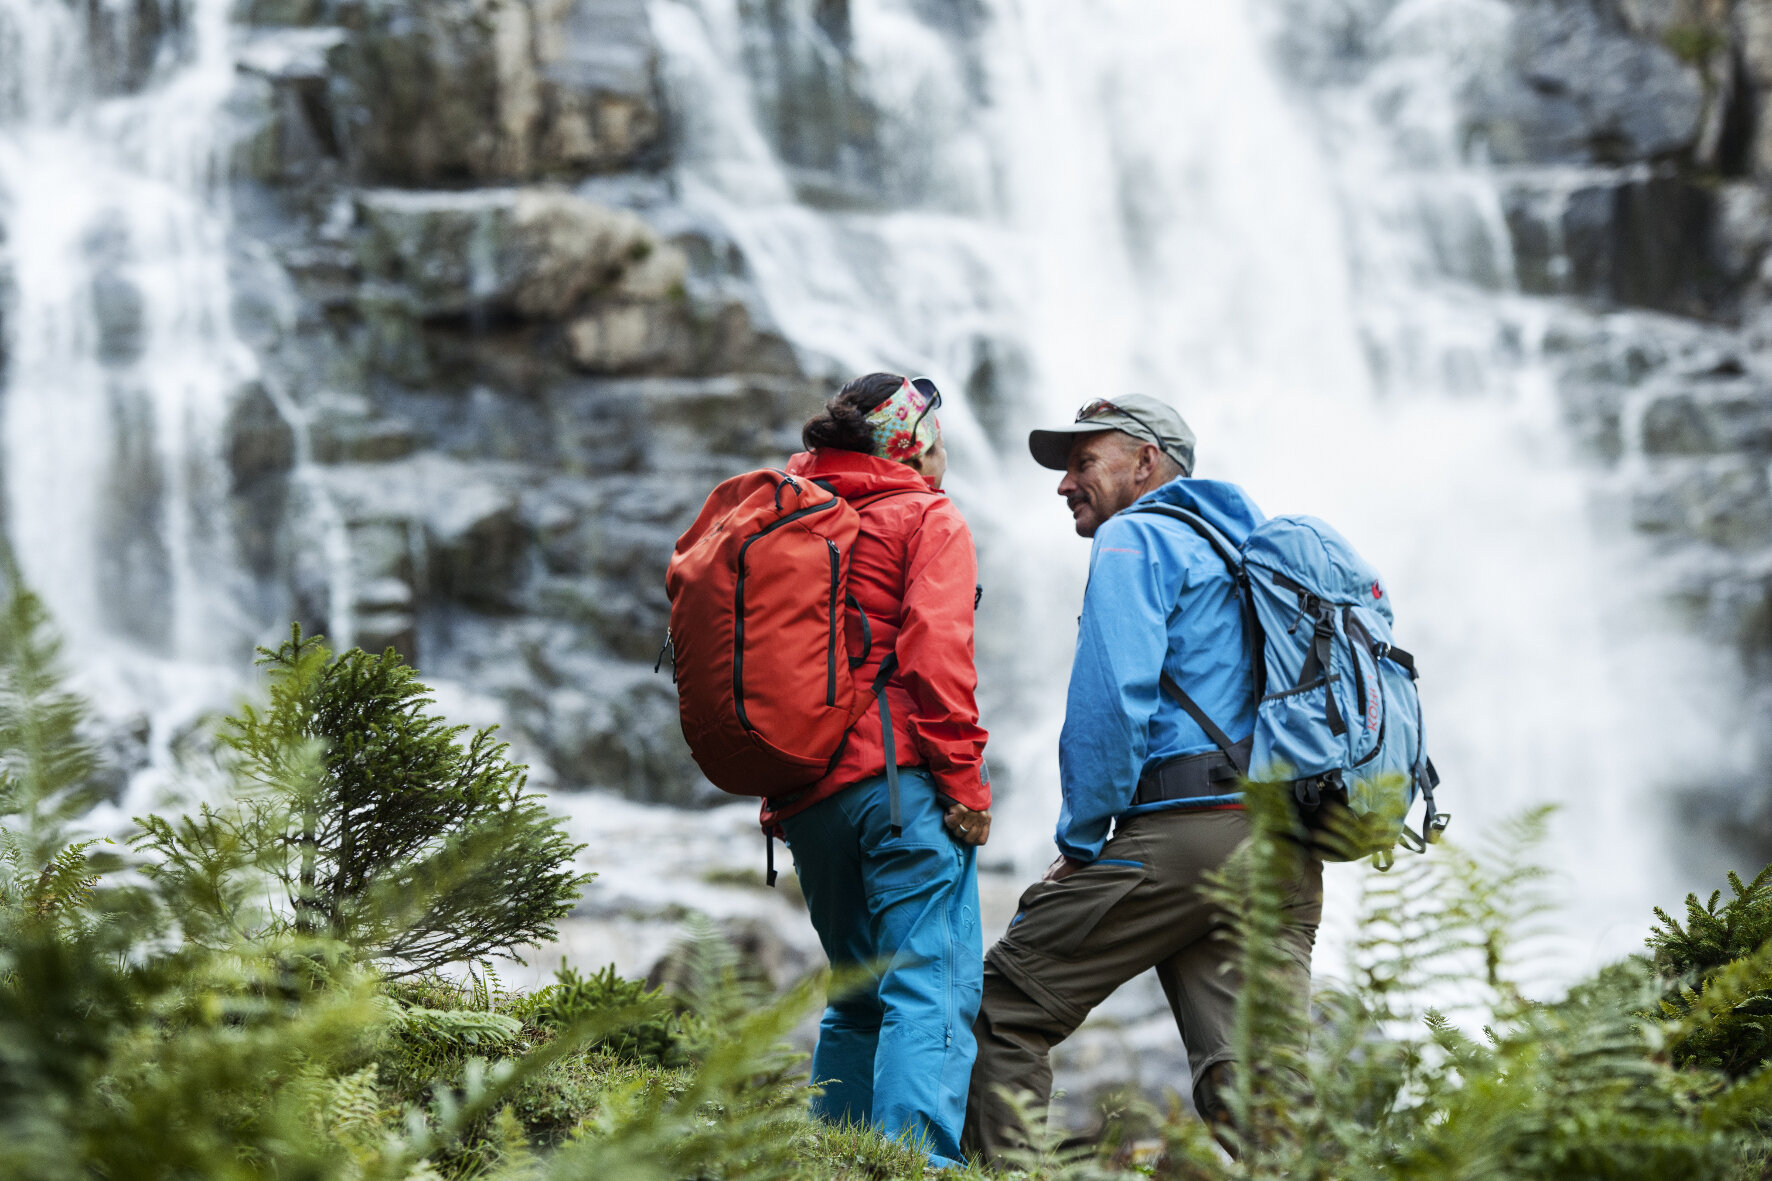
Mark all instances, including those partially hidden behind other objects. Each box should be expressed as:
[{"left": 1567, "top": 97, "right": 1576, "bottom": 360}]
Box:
[{"left": 766, "top": 372, "right": 990, "bottom": 1168}]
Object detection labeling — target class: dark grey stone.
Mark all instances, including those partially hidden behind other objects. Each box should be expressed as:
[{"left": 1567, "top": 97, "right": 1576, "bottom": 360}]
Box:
[
  {"left": 1630, "top": 457, "right": 1772, "bottom": 550},
  {"left": 311, "top": 415, "right": 418, "bottom": 463},
  {"left": 429, "top": 491, "right": 529, "bottom": 613},
  {"left": 1559, "top": 174, "right": 1724, "bottom": 316},
  {"left": 1464, "top": 0, "right": 1703, "bottom": 165},
  {"left": 504, "top": 647, "right": 714, "bottom": 804},
  {"left": 225, "top": 381, "right": 298, "bottom": 491},
  {"left": 325, "top": 0, "right": 663, "bottom": 185},
  {"left": 1640, "top": 380, "right": 1772, "bottom": 456}
]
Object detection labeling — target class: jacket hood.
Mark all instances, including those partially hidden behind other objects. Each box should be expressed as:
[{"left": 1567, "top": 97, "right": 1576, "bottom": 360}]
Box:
[
  {"left": 786, "top": 449, "right": 938, "bottom": 498},
  {"left": 1124, "top": 476, "right": 1265, "bottom": 546}
]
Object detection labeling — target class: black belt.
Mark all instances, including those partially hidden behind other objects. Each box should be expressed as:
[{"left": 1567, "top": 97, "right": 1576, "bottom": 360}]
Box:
[{"left": 1133, "top": 739, "right": 1252, "bottom": 806}]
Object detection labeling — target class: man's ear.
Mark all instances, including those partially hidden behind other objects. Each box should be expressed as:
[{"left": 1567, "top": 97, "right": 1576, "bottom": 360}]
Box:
[{"left": 1136, "top": 442, "right": 1161, "bottom": 483}]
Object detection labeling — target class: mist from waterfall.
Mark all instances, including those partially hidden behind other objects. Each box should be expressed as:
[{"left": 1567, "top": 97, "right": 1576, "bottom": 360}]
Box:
[{"left": 651, "top": 0, "right": 1751, "bottom": 973}]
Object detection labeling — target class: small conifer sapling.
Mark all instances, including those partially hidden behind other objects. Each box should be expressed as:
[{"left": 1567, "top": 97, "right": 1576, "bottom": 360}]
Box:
[{"left": 215, "top": 626, "right": 590, "bottom": 975}]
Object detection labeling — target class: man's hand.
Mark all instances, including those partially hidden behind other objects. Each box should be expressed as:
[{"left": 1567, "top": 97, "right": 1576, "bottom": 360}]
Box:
[
  {"left": 943, "top": 803, "right": 992, "bottom": 846},
  {"left": 1044, "top": 854, "right": 1086, "bottom": 882}
]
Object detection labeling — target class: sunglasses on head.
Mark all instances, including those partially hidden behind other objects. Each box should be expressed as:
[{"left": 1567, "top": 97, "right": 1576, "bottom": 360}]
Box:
[
  {"left": 908, "top": 376, "right": 941, "bottom": 436},
  {"left": 1075, "top": 397, "right": 1160, "bottom": 444}
]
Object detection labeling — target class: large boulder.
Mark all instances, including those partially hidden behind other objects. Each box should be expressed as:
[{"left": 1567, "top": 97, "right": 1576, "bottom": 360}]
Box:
[
  {"left": 1631, "top": 456, "right": 1772, "bottom": 550},
  {"left": 326, "top": 0, "right": 664, "bottom": 184},
  {"left": 1640, "top": 378, "right": 1772, "bottom": 457},
  {"left": 507, "top": 650, "right": 715, "bottom": 805},
  {"left": 75, "top": 0, "right": 191, "bottom": 96},
  {"left": 1465, "top": 0, "right": 1704, "bottom": 164},
  {"left": 354, "top": 187, "right": 663, "bottom": 319},
  {"left": 232, "top": 28, "right": 348, "bottom": 185},
  {"left": 321, "top": 454, "right": 533, "bottom": 613},
  {"left": 1502, "top": 173, "right": 1725, "bottom": 316},
  {"left": 1561, "top": 174, "right": 1723, "bottom": 316}
]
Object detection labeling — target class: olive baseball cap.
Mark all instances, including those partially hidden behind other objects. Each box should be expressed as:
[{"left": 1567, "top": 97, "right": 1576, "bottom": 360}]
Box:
[{"left": 1028, "top": 395, "right": 1197, "bottom": 475}]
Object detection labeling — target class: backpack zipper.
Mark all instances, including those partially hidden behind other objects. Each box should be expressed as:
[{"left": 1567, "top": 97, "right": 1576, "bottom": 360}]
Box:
[
  {"left": 733, "top": 496, "right": 840, "bottom": 732},
  {"left": 826, "top": 539, "right": 840, "bottom": 706}
]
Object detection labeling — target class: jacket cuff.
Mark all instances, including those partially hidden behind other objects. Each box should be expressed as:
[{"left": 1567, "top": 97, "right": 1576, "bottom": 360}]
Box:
[
  {"left": 934, "top": 760, "right": 991, "bottom": 811},
  {"left": 1055, "top": 831, "right": 1104, "bottom": 862}
]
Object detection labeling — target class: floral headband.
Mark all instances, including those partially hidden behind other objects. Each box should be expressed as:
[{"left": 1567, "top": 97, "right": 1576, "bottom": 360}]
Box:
[{"left": 864, "top": 377, "right": 942, "bottom": 462}]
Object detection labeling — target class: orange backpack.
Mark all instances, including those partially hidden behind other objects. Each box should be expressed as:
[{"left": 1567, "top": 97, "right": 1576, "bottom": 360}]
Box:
[{"left": 664, "top": 470, "right": 904, "bottom": 800}]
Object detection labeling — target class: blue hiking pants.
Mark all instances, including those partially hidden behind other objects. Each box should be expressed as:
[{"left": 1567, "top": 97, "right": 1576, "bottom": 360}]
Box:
[{"left": 781, "top": 768, "right": 982, "bottom": 1167}]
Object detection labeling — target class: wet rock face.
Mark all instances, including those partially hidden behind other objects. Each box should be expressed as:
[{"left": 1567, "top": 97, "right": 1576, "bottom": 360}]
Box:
[
  {"left": 326, "top": 0, "right": 664, "bottom": 184},
  {"left": 1466, "top": 0, "right": 1704, "bottom": 165},
  {"left": 82, "top": 0, "right": 193, "bottom": 96},
  {"left": 1544, "top": 312, "right": 1772, "bottom": 851},
  {"left": 225, "top": 0, "right": 821, "bottom": 807},
  {"left": 354, "top": 187, "right": 661, "bottom": 318}
]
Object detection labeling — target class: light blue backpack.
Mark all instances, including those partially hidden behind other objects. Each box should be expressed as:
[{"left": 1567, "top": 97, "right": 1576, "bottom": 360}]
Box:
[{"left": 1133, "top": 505, "right": 1447, "bottom": 862}]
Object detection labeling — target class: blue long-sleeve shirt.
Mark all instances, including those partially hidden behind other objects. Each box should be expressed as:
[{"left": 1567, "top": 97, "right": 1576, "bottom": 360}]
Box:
[{"left": 1055, "top": 477, "right": 1266, "bottom": 862}]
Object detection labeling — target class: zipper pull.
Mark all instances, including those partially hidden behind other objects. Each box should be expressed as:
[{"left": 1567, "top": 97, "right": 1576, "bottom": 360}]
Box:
[{"left": 654, "top": 628, "right": 673, "bottom": 675}]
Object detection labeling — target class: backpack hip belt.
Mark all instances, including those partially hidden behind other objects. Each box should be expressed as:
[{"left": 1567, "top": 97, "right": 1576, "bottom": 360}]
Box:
[{"left": 1133, "top": 738, "right": 1254, "bottom": 806}]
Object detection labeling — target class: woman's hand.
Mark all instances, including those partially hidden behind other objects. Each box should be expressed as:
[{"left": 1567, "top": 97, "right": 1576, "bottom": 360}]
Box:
[{"left": 943, "top": 803, "right": 991, "bottom": 846}]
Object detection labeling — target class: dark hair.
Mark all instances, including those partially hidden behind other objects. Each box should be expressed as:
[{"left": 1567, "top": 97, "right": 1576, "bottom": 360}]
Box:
[{"left": 801, "top": 372, "right": 906, "bottom": 453}]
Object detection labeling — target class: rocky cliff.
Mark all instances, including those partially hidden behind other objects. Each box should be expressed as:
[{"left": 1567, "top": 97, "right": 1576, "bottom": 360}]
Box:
[
  {"left": 217, "top": 0, "right": 831, "bottom": 807},
  {"left": 1262, "top": 0, "right": 1772, "bottom": 857},
  {"left": 1473, "top": 0, "right": 1772, "bottom": 852},
  {"left": 13, "top": 0, "right": 1772, "bottom": 851}
]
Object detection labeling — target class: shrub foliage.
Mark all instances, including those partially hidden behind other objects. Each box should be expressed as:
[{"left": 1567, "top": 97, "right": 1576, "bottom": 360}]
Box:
[
  {"left": 139, "top": 626, "right": 589, "bottom": 976},
  {"left": 3, "top": 575, "right": 1772, "bottom": 1178}
]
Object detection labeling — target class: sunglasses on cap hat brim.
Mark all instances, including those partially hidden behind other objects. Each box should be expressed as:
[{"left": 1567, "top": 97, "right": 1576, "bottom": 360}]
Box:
[{"left": 1075, "top": 397, "right": 1162, "bottom": 447}]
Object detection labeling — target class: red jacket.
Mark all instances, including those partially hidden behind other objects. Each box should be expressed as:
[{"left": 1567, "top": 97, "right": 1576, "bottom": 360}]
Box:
[{"left": 760, "top": 449, "right": 991, "bottom": 825}]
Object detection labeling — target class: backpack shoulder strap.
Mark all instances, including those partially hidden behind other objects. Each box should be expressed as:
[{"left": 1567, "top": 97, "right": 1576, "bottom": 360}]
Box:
[
  {"left": 1159, "top": 672, "right": 1249, "bottom": 773},
  {"left": 1127, "top": 503, "right": 1244, "bottom": 575},
  {"left": 1127, "top": 503, "right": 1266, "bottom": 764}
]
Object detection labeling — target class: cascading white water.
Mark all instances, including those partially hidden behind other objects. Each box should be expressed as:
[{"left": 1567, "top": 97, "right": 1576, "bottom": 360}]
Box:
[
  {"left": 0, "top": 0, "right": 280, "bottom": 784},
  {"left": 650, "top": 0, "right": 1750, "bottom": 980}
]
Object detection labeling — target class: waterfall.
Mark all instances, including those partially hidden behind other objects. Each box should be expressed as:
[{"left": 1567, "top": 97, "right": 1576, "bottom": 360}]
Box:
[
  {"left": 0, "top": 0, "right": 1747, "bottom": 998},
  {"left": 0, "top": 0, "right": 318, "bottom": 797},
  {"left": 650, "top": 0, "right": 1748, "bottom": 974}
]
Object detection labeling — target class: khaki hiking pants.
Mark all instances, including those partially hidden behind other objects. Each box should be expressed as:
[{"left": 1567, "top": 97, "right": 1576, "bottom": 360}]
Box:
[{"left": 961, "top": 808, "right": 1321, "bottom": 1162}]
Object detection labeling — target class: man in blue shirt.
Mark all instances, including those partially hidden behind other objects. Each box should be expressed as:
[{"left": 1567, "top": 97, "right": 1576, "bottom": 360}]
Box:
[{"left": 959, "top": 396, "right": 1323, "bottom": 1160}]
